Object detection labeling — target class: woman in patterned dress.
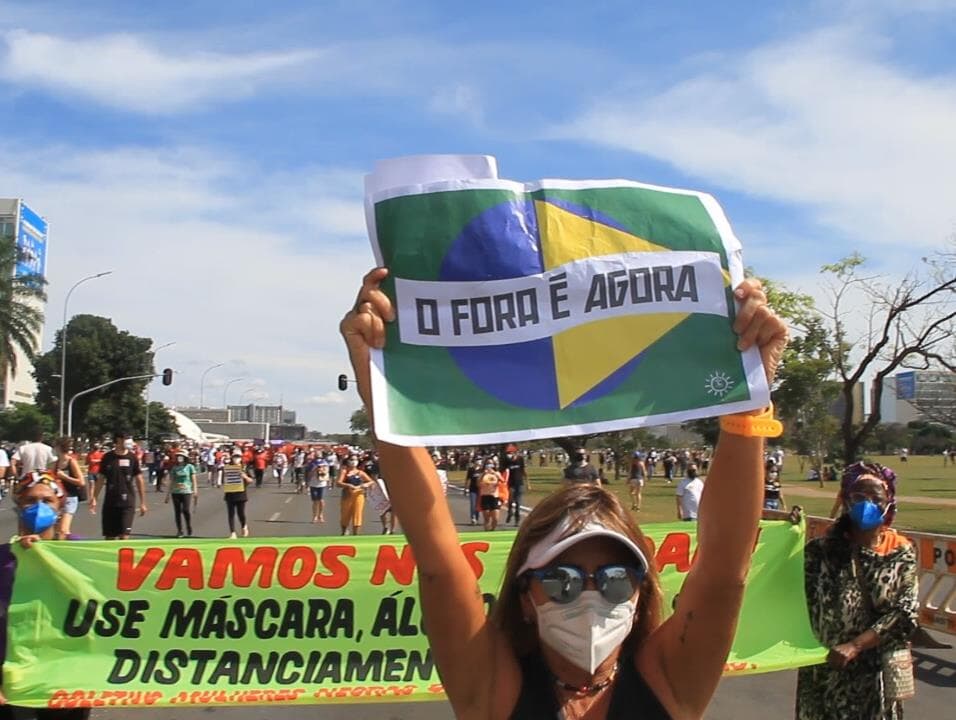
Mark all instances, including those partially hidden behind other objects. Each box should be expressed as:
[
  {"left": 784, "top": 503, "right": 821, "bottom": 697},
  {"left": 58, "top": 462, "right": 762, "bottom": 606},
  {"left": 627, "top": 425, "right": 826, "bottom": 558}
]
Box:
[{"left": 796, "top": 462, "right": 919, "bottom": 720}]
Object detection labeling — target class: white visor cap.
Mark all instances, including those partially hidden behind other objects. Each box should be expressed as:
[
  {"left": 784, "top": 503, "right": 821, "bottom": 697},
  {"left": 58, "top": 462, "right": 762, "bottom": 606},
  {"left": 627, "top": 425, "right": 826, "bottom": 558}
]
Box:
[{"left": 517, "top": 516, "right": 649, "bottom": 576}]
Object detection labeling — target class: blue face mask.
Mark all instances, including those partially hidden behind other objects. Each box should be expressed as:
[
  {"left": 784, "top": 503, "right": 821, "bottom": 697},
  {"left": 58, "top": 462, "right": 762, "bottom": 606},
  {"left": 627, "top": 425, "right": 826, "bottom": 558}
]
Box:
[
  {"left": 848, "top": 500, "right": 886, "bottom": 531},
  {"left": 20, "top": 501, "right": 58, "bottom": 534}
]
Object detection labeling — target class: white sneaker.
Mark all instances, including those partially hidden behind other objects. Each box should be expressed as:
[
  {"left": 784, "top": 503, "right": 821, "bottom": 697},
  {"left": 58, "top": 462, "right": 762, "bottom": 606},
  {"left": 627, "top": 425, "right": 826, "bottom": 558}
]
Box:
[
  {"left": 229, "top": 532, "right": 237, "bottom": 539},
  {"left": 242, "top": 526, "right": 249, "bottom": 537}
]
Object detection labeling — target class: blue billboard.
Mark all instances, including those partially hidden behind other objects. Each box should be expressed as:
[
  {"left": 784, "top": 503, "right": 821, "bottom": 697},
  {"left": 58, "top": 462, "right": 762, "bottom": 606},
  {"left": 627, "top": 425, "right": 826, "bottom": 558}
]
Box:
[
  {"left": 896, "top": 371, "right": 916, "bottom": 400},
  {"left": 15, "top": 201, "right": 48, "bottom": 279}
]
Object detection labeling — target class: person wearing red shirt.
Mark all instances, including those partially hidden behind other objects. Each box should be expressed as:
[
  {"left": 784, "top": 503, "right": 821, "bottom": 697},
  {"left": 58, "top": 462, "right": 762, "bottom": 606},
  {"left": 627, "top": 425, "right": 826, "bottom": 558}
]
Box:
[
  {"left": 253, "top": 448, "right": 268, "bottom": 488},
  {"left": 86, "top": 445, "right": 105, "bottom": 490}
]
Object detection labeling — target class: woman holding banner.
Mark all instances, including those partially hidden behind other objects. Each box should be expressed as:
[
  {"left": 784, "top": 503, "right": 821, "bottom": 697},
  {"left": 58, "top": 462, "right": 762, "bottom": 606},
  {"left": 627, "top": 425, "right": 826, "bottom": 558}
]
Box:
[
  {"left": 341, "top": 267, "right": 787, "bottom": 720},
  {"left": 0, "top": 471, "right": 91, "bottom": 720}
]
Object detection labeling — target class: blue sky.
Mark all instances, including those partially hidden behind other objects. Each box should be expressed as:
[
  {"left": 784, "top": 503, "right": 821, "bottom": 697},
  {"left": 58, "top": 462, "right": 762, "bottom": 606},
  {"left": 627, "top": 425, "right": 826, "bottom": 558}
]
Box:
[{"left": 0, "top": 0, "right": 953, "bottom": 432}]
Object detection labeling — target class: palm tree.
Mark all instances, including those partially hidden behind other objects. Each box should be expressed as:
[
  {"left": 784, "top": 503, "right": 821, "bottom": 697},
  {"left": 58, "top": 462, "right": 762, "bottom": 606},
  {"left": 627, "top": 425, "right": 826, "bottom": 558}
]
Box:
[{"left": 0, "top": 232, "right": 47, "bottom": 384}]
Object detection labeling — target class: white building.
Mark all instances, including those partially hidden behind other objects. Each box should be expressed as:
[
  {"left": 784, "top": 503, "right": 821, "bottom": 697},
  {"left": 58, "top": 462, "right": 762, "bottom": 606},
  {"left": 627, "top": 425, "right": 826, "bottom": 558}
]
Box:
[{"left": 0, "top": 199, "right": 49, "bottom": 408}]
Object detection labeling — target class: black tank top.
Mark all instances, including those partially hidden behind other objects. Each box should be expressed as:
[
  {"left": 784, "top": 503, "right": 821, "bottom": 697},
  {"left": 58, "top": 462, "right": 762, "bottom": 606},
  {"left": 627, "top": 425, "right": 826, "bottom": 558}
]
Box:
[{"left": 509, "top": 653, "right": 671, "bottom": 719}]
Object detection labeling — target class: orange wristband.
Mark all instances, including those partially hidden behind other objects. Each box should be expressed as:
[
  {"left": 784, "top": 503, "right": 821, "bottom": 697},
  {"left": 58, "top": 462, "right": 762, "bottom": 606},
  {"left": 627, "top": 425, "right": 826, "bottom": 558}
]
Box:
[{"left": 719, "top": 404, "right": 783, "bottom": 438}]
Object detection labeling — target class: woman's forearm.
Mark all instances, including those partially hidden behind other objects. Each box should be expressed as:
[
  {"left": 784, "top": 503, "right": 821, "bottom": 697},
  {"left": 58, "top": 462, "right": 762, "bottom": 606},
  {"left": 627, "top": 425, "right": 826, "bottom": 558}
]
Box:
[
  {"left": 695, "top": 431, "right": 764, "bottom": 583},
  {"left": 378, "top": 443, "right": 471, "bottom": 576}
]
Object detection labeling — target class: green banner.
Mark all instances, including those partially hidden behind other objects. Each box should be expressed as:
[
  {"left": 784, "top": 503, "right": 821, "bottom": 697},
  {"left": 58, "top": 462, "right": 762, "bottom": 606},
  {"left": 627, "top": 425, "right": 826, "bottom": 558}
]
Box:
[{"left": 3, "top": 521, "right": 824, "bottom": 709}]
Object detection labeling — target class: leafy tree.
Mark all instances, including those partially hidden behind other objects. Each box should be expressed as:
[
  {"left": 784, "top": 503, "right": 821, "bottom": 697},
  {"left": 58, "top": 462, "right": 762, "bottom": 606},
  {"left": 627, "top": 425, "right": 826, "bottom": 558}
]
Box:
[
  {"left": 32, "top": 315, "right": 158, "bottom": 438},
  {"left": 145, "top": 401, "right": 178, "bottom": 444},
  {"left": 349, "top": 407, "right": 370, "bottom": 435},
  {"left": 0, "top": 233, "right": 47, "bottom": 385},
  {"left": 0, "top": 403, "right": 54, "bottom": 442},
  {"left": 681, "top": 419, "right": 719, "bottom": 447},
  {"left": 816, "top": 252, "right": 955, "bottom": 463},
  {"left": 864, "top": 423, "right": 911, "bottom": 456}
]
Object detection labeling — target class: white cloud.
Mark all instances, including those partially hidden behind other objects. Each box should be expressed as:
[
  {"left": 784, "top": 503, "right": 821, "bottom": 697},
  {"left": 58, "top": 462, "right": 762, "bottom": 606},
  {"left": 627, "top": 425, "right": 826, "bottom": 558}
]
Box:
[
  {"left": 428, "top": 83, "right": 484, "bottom": 126},
  {"left": 552, "top": 24, "right": 956, "bottom": 262},
  {"left": 302, "top": 392, "right": 347, "bottom": 406},
  {"left": 0, "top": 29, "right": 319, "bottom": 113},
  {"left": 0, "top": 141, "right": 373, "bottom": 431}
]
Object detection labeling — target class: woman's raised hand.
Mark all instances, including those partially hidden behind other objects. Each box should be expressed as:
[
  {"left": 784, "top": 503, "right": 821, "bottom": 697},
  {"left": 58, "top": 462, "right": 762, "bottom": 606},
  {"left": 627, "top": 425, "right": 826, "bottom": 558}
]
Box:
[
  {"left": 339, "top": 268, "right": 395, "bottom": 411},
  {"left": 731, "top": 278, "right": 789, "bottom": 385}
]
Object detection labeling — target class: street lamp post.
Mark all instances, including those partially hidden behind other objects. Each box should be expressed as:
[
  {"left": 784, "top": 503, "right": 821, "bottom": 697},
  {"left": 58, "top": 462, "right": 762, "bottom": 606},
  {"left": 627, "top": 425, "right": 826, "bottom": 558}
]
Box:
[
  {"left": 68, "top": 374, "right": 159, "bottom": 437},
  {"left": 59, "top": 271, "right": 113, "bottom": 435},
  {"left": 144, "top": 341, "right": 176, "bottom": 442},
  {"left": 199, "top": 363, "right": 224, "bottom": 408},
  {"left": 222, "top": 378, "right": 246, "bottom": 408}
]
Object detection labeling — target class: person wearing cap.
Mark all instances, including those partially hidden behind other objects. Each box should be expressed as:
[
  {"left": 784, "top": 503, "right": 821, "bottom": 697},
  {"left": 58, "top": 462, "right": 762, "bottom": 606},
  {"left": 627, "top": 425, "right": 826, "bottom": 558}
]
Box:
[
  {"left": 341, "top": 267, "right": 787, "bottom": 719},
  {"left": 89, "top": 431, "right": 147, "bottom": 540},
  {"left": 165, "top": 450, "right": 198, "bottom": 538},
  {"left": 222, "top": 449, "right": 254, "bottom": 538}
]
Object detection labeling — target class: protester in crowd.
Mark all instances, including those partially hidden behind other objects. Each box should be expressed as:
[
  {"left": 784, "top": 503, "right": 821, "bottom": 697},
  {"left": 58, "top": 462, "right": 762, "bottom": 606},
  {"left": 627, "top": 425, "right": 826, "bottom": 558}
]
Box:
[
  {"left": 564, "top": 447, "right": 601, "bottom": 486},
  {"left": 0, "top": 471, "right": 91, "bottom": 720},
  {"left": 0, "top": 445, "right": 9, "bottom": 498},
  {"left": 89, "top": 431, "right": 147, "bottom": 540},
  {"left": 763, "top": 458, "right": 786, "bottom": 511},
  {"left": 308, "top": 455, "right": 331, "bottom": 523},
  {"left": 222, "top": 449, "right": 253, "bottom": 538},
  {"left": 628, "top": 451, "right": 646, "bottom": 511},
  {"left": 675, "top": 464, "right": 704, "bottom": 521},
  {"left": 662, "top": 451, "right": 677, "bottom": 483},
  {"left": 50, "top": 436, "right": 85, "bottom": 540},
  {"left": 796, "top": 462, "right": 919, "bottom": 719},
  {"left": 340, "top": 268, "right": 787, "bottom": 719},
  {"left": 503, "top": 444, "right": 530, "bottom": 526},
  {"left": 211, "top": 447, "right": 225, "bottom": 487},
  {"left": 478, "top": 459, "right": 502, "bottom": 531},
  {"left": 336, "top": 455, "right": 374, "bottom": 535},
  {"left": 252, "top": 447, "right": 268, "bottom": 488},
  {"left": 85, "top": 444, "right": 104, "bottom": 493},
  {"left": 293, "top": 447, "right": 307, "bottom": 493},
  {"left": 164, "top": 450, "right": 198, "bottom": 538},
  {"left": 466, "top": 458, "right": 482, "bottom": 526},
  {"left": 273, "top": 448, "right": 288, "bottom": 485},
  {"left": 10, "top": 429, "right": 56, "bottom": 478}
]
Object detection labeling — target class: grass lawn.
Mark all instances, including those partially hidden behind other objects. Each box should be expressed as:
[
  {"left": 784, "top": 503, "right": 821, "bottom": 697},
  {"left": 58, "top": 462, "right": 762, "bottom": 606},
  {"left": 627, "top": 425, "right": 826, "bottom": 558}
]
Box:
[{"left": 448, "top": 453, "right": 956, "bottom": 535}]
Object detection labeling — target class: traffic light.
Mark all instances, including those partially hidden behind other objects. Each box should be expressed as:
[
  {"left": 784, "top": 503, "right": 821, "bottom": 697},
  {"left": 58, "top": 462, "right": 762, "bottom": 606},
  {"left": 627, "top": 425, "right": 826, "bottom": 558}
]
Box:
[
  {"left": 162, "top": 368, "right": 174, "bottom": 386},
  {"left": 337, "top": 374, "right": 348, "bottom": 391}
]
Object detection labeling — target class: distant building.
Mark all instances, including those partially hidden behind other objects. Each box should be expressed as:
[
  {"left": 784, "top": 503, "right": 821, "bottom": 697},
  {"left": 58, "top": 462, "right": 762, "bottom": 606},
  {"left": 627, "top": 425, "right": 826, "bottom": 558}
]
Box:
[
  {"left": 832, "top": 381, "right": 865, "bottom": 426},
  {"left": 176, "top": 407, "right": 230, "bottom": 423},
  {"left": 879, "top": 370, "right": 956, "bottom": 425},
  {"left": 228, "top": 404, "right": 295, "bottom": 425},
  {"left": 178, "top": 404, "right": 305, "bottom": 442},
  {"left": 0, "top": 199, "right": 49, "bottom": 408}
]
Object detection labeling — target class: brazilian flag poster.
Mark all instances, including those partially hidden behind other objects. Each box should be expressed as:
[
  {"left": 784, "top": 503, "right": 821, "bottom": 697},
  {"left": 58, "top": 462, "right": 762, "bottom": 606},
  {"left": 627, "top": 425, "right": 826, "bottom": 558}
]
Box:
[{"left": 363, "top": 155, "right": 769, "bottom": 446}]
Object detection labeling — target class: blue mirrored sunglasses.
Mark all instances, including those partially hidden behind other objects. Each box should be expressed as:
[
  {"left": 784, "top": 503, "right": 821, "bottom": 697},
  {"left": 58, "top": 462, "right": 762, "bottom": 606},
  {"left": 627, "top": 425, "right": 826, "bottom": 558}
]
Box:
[{"left": 522, "top": 563, "right": 646, "bottom": 605}]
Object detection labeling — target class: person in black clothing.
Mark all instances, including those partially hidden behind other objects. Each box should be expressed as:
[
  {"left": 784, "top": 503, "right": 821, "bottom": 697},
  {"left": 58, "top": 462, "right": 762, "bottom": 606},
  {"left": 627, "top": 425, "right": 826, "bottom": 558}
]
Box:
[
  {"left": 503, "top": 444, "right": 531, "bottom": 526},
  {"left": 563, "top": 447, "right": 600, "bottom": 486},
  {"left": 89, "top": 431, "right": 147, "bottom": 539},
  {"left": 466, "top": 459, "right": 482, "bottom": 525}
]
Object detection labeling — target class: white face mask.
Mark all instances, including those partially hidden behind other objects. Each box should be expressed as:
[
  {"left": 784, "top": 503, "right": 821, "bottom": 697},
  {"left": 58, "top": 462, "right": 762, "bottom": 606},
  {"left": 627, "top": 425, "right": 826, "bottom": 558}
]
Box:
[{"left": 534, "top": 590, "right": 636, "bottom": 674}]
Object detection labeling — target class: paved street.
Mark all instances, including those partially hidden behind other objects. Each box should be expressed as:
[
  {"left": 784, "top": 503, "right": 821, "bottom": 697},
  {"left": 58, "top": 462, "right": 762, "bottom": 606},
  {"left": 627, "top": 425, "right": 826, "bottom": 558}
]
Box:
[{"left": 1, "top": 473, "right": 953, "bottom": 718}]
